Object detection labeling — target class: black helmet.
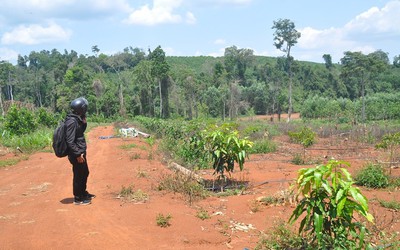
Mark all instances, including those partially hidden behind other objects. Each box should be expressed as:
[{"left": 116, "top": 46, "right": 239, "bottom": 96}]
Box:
[{"left": 70, "top": 97, "right": 88, "bottom": 116}]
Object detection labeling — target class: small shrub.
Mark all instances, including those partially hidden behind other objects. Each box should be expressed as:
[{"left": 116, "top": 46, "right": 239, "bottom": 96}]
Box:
[
  {"left": 355, "top": 163, "right": 389, "bottom": 188},
  {"left": 378, "top": 199, "right": 400, "bottom": 211},
  {"left": 4, "top": 105, "right": 38, "bottom": 135},
  {"left": 389, "top": 177, "right": 400, "bottom": 188},
  {"left": 157, "top": 172, "right": 208, "bottom": 204},
  {"left": 249, "top": 199, "right": 263, "bottom": 213},
  {"left": 118, "top": 184, "right": 149, "bottom": 203},
  {"left": 255, "top": 221, "right": 304, "bottom": 250},
  {"left": 130, "top": 153, "right": 141, "bottom": 160},
  {"left": 144, "top": 137, "right": 155, "bottom": 146},
  {"left": 156, "top": 213, "right": 172, "bottom": 227},
  {"left": 136, "top": 169, "right": 148, "bottom": 178},
  {"left": 291, "top": 153, "right": 304, "bottom": 165},
  {"left": 196, "top": 208, "right": 211, "bottom": 220},
  {"left": 202, "top": 123, "right": 253, "bottom": 180},
  {"left": 290, "top": 160, "right": 374, "bottom": 249},
  {"left": 258, "top": 196, "right": 280, "bottom": 206},
  {"left": 248, "top": 139, "right": 277, "bottom": 154},
  {"left": 288, "top": 126, "right": 316, "bottom": 163},
  {"left": 36, "top": 108, "right": 57, "bottom": 127}
]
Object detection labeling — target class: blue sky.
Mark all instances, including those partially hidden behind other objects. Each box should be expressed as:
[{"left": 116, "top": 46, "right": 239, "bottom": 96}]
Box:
[{"left": 0, "top": 0, "right": 399, "bottom": 64}]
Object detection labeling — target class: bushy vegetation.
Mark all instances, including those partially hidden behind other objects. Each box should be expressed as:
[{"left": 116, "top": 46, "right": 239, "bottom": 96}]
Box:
[
  {"left": 290, "top": 160, "right": 374, "bottom": 249},
  {"left": 255, "top": 221, "right": 305, "bottom": 250},
  {"left": 288, "top": 126, "right": 316, "bottom": 163},
  {"left": 355, "top": 163, "right": 389, "bottom": 189},
  {"left": 3, "top": 105, "right": 38, "bottom": 135}
]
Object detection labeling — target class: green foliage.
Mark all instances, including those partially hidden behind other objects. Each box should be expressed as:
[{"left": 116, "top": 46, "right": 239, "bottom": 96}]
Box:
[
  {"left": 288, "top": 126, "right": 316, "bottom": 147},
  {"left": 255, "top": 221, "right": 305, "bottom": 250},
  {"left": 202, "top": 123, "right": 253, "bottom": 180},
  {"left": 35, "top": 108, "right": 58, "bottom": 127},
  {"left": 248, "top": 139, "right": 277, "bottom": 154},
  {"left": 0, "top": 157, "right": 25, "bottom": 168},
  {"left": 196, "top": 208, "right": 211, "bottom": 220},
  {"left": 156, "top": 213, "right": 172, "bottom": 228},
  {"left": 376, "top": 132, "right": 400, "bottom": 175},
  {"left": 157, "top": 172, "right": 208, "bottom": 204},
  {"left": 378, "top": 199, "right": 400, "bottom": 211},
  {"left": 4, "top": 105, "right": 38, "bottom": 135},
  {"left": 291, "top": 153, "right": 304, "bottom": 165},
  {"left": 288, "top": 126, "right": 316, "bottom": 162},
  {"left": 118, "top": 184, "right": 149, "bottom": 203},
  {"left": 0, "top": 127, "right": 52, "bottom": 153},
  {"left": 290, "top": 160, "right": 374, "bottom": 249},
  {"left": 354, "top": 163, "right": 389, "bottom": 188}
]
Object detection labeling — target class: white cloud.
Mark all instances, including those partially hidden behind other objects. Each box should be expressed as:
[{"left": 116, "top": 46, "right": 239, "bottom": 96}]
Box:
[
  {"left": 185, "top": 12, "right": 196, "bottom": 24},
  {"left": 1, "top": 0, "right": 75, "bottom": 11},
  {"left": 0, "top": 0, "right": 132, "bottom": 23},
  {"left": 1, "top": 22, "right": 72, "bottom": 45},
  {"left": 124, "top": 0, "right": 187, "bottom": 26},
  {"left": 189, "top": 0, "right": 252, "bottom": 7},
  {"left": 297, "top": 0, "right": 400, "bottom": 62},
  {"left": 345, "top": 1, "right": 400, "bottom": 33},
  {"left": 214, "top": 39, "right": 226, "bottom": 45},
  {"left": 0, "top": 47, "right": 19, "bottom": 62},
  {"left": 162, "top": 46, "right": 176, "bottom": 56},
  {"left": 207, "top": 47, "right": 226, "bottom": 57},
  {"left": 216, "top": 0, "right": 252, "bottom": 4}
]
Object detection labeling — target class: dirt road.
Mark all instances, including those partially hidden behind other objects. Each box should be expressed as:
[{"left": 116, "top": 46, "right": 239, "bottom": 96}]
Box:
[{"left": 1, "top": 125, "right": 399, "bottom": 249}]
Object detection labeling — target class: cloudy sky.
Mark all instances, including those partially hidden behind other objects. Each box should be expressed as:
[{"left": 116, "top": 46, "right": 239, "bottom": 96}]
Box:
[{"left": 0, "top": 0, "right": 399, "bottom": 64}]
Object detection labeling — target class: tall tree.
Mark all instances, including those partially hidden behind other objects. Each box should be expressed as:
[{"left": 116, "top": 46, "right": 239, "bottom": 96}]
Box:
[
  {"left": 272, "top": 18, "right": 301, "bottom": 122},
  {"left": 0, "top": 61, "right": 16, "bottom": 115},
  {"left": 322, "top": 54, "right": 333, "bottom": 70},
  {"left": 133, "top": 60, "right": 155, "bottom": 116},
  {"left": 149, "top": 46, "right": 170, "bottom": 118},
  {"left": 340, "top": 51, "right": 388, "bottom": 123}
]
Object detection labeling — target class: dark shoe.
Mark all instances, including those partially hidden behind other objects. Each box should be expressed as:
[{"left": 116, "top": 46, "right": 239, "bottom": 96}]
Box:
[
  {"left": 74, "top": 197, "right": 91, "bottom": 205},
  {"left": 85, "top": 192, "right": 96, "bottom": 200}
]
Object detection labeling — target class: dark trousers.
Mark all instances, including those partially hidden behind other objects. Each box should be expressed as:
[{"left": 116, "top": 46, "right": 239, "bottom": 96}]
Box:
[{"left": 68, "top": 154, "right": 89, "bottom": 198}]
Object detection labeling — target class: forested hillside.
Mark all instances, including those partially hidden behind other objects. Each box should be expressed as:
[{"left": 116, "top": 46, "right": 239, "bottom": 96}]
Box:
[{"left": 0, "top": 45, "right": 400, "bottom": 123}]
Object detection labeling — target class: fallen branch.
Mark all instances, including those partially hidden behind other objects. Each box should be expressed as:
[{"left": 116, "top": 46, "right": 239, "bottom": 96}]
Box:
[{"left": 167, "top": 162, "right": 204, "bottom": 184}]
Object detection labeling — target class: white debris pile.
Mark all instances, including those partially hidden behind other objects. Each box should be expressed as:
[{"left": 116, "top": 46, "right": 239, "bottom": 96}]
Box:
[
  {"left": 230, "top": 220, "right": 256, "bottom": 232},
  {"left": 119, "top": 127, "right": 150, "bottom": 138}
]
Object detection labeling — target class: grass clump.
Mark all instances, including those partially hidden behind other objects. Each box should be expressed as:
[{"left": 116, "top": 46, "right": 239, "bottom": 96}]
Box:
[
  {"left": 157, "top": 172, "right": 208, "bottom": 204},
  {"left": 119, "top": 143, "right": 137, "bottom": 150},
  {"left": 248, "top": 139, "right": 277, "bottom": 154},
  {"left": 354, "top": 163, "right": 389, "bottom": 188},
  {"left": 378, "top": 199, "right": 400, "bottom": 211},
  {"left": 196, "top": 207, "right": 211, "bottom": 220},
  {"left": 255, "top": 221, "right": 304, "bottom": 250},
  {"left": 117, "top": 184, "right": 149, "bottom": 203},
  {"left": 0, "top": 158, "right": 23, "bottom": 167},
  {"left": 156, "top": 213, "right": 172, "bottom": 228}
]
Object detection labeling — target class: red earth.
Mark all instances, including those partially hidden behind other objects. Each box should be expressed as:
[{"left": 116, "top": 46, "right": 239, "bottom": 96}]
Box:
[{"left": 0, "top": 119, "right": 399, "bottom": 249}]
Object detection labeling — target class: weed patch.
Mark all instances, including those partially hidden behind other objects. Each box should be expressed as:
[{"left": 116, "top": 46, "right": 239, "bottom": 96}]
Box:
[
  {"left": 196, "top": 207, "right": 210, "bottom": 220},
  {"left": 355, "top": 163, "right": 389, "bottom": 188},
  {"left": 157, "top": 172, "right": 209, "bottom": 204},
  {"left": 117, "top": 184, "right": 149, "bottom": 203},
  {"left": 156, "top": 213, "right": 172, "bottom": 228}
]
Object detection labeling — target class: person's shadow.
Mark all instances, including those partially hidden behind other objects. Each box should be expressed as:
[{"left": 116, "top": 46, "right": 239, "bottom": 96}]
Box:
[{"left": 59, "top": 198, "right": 74, "bottom": 204}]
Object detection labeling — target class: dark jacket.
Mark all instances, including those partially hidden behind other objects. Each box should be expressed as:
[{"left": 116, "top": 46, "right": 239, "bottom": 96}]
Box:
[{"left": 65, "top": 114, "right": 87, "bottom": 157}]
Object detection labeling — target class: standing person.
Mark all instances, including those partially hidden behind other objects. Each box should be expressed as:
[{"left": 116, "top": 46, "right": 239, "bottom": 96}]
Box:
[{"left": 65, "top": 97, "right": 95, "bottom": 205}]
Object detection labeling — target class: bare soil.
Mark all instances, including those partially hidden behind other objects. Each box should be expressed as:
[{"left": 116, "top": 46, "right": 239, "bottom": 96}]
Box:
[{"left": 0, "top": 120, "right": 399, "bottom": 249}]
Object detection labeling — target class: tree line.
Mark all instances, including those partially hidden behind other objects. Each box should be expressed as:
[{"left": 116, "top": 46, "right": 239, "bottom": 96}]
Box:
[{"left": 0, "top": 19, "right": 399, "bottom": 123}]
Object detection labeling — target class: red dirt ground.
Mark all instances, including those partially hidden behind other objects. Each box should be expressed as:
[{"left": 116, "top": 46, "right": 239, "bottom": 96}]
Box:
[{"left": 0, "top": 121, "right": 399, "bottom": 249}]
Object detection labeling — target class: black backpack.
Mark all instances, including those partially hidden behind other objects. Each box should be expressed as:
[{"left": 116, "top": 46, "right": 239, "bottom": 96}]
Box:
[{"left": 52, "top": 119, "right": 69, "bottom": 157}]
